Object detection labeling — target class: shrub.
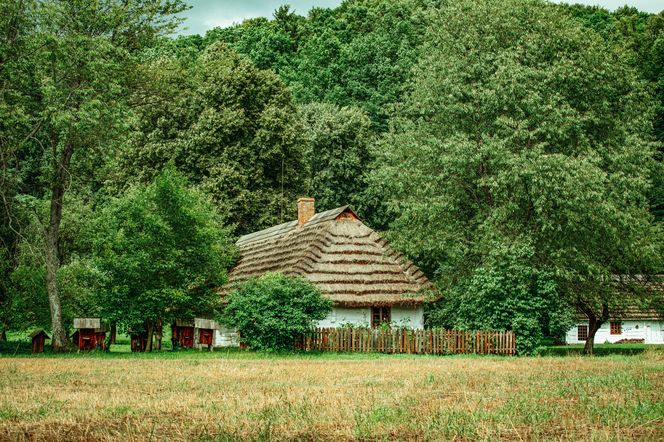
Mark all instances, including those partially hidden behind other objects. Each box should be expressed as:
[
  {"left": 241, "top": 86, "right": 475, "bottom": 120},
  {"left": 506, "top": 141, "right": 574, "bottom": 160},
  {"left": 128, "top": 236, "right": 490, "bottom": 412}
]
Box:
[{"left": 223, "top": 273, "right": 332, "bottom": 350}]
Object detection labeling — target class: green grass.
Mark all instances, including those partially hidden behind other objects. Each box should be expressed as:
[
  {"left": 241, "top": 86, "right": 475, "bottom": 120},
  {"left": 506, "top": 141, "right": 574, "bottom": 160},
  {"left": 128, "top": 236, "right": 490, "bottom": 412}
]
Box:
[
  {"left": 541, "top": 343, "right": 664, "bottom": 356},
  {"left": 0, "top": 350, "right": 661, "bottom": 441},
  {"left": 3, "top": 332, "right": 663, "bottom": 359}
]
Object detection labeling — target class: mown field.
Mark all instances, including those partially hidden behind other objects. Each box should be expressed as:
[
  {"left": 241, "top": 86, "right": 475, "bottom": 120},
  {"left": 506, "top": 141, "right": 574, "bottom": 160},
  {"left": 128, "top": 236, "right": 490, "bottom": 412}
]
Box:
[{"left": 0, "top": 349, "right": 662, "bottom": 441}]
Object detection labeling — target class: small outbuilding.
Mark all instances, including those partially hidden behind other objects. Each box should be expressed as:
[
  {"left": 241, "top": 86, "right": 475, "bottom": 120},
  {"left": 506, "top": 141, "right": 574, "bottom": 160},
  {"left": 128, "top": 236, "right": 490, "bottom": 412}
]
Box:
[
  {"left": 30, "top": 329, "right": 49, "bottom": 353},
  {"left": 130, "top": 331, "right": 148, "bottom": 352},
  {"left": 171, "top": 318, "right": 218, "bottom": 350},
  {"left": 73, "top": 318, "right": 108, "bottom": 351}
]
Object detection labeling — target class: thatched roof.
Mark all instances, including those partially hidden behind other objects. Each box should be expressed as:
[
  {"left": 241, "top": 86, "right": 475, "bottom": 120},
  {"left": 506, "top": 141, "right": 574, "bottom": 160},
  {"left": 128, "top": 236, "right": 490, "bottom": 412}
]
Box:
[
  {"left": 222, "top": 206, "right": 433, "bottom": 307},
  {"left": 616, "top": 305, "right": 663, "bottom": 320},
  {"left": 575, "top": 278, "right": 664, "bottom": 321}
]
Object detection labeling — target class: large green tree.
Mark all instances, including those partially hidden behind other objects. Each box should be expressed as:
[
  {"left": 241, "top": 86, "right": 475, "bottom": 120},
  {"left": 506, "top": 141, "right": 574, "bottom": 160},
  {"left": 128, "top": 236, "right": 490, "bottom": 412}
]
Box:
[
  {"left": 299, "top": 102, "right": 373, "bottom": 211},
  {"left": 374, "top": 0, "right": 663, "bottom": 354},
  {"left": 114, "top": 41, "right": 306, "bottom": 235},
  {"left": 2, "top": 0, "right": 188, "bottom": 350},
  {"left": 93, "top": 166, "right": 236, "bottom": 351}
]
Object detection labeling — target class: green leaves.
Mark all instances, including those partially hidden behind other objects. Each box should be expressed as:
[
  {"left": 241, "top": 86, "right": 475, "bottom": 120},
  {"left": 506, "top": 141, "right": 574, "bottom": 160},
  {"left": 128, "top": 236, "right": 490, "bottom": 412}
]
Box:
[
  {"left": 223, "top": 272, "right": 332, "bottom": 351},
  {"left": 93, "top": 166, "right": 237, "bottom": 332},
  {"left": 299, "top": 102, "right": 374, "bottom": 211},
  {"left": 116, "top": 42, "right": 306, "bottom": 235},
  {"left": 374, "top": 0, "right": 663, "bottom": 353}
]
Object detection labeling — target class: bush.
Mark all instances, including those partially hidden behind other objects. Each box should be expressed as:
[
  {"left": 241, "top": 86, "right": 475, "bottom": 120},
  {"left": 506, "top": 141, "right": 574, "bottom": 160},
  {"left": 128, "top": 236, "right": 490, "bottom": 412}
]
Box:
[{"left": 223, "top": 273, "right": 332, "bottom": 350}]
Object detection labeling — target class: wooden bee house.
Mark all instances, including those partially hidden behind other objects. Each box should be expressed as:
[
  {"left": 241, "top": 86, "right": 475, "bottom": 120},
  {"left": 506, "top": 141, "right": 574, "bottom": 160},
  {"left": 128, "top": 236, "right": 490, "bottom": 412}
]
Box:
[
  {"left": 172, "top": 318, "right": 217, "bottom": 350},
  {"left": 172, "top": 319, "right": 195, "bottom": 349},
  {"left": 195, "top": 318, "right": 215, "bottom": 351},
  {"left": 30, "top": 329, "right": 49, "bottom": 353},
  {"left": 73, "top": 318, "right": 107, "bottom": 351},
  {"left": 130, "top": 331, "right": 148, "bottom": 352}
]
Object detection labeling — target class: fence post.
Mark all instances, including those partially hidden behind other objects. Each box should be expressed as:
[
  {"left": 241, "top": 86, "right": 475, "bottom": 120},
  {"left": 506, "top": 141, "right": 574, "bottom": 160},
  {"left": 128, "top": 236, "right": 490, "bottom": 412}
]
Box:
[{"left": 297, "top": 328, "right": 516, "bottom": 355}]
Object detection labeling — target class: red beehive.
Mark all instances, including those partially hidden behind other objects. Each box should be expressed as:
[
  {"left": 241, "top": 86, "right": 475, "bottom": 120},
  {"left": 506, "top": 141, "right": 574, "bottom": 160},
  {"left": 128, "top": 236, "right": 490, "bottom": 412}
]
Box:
[
  {"left": 73, "top": 318, "right": 107, "bottom": 351},
  {"left": 172, "top": 318, "right": 217, "bottom": 350},
  {"left": 30, "top": 329, "right": 49, "bottom": 353}
]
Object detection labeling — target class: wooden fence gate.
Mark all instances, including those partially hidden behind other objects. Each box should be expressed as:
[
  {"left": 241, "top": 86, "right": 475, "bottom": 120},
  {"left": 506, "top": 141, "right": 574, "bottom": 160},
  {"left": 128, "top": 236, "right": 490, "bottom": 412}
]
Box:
[{"left": 296, "top": 328, "right": 516, "bottom": 355}]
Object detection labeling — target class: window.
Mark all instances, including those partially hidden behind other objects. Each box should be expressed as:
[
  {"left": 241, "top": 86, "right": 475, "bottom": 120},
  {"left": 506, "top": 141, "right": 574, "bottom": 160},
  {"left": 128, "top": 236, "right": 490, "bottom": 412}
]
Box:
[
  {"left": 577, "top": 325, "right": 588, "bottom": 341},
  {"left": 610, "top": 321, "right": 622, "bottom": 335},
  {"left": 371, "top": 306, "right": 391, "bottom": 328}
]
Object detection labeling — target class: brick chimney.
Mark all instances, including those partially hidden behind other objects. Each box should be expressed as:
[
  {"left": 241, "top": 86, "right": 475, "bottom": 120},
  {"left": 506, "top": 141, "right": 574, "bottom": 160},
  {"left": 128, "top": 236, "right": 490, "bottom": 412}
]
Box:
[{"left": 297, "top": 197, "right": 315, "bottom": 226}]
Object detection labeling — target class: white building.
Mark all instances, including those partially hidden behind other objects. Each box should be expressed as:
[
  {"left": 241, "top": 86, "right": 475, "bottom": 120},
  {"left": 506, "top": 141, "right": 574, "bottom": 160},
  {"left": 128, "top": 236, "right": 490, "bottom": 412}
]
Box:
[
  {"left": 216, "top": 198, "right": 433, "bottom": 346},
  {"left": 565, "top": 309, "right": 664, "bottom": 345}
]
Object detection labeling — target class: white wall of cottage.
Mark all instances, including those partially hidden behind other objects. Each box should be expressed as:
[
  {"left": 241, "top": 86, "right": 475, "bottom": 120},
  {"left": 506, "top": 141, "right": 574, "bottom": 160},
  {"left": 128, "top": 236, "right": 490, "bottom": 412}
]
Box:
[
  {"left": 214, "top": 305, "right": 426, "bottom": 347},
  {"left": 564, "top": 320, "right": 664, "bottom": 344},
  {"left": 317, "top": 305, "right": 425, "bottom": 329}
]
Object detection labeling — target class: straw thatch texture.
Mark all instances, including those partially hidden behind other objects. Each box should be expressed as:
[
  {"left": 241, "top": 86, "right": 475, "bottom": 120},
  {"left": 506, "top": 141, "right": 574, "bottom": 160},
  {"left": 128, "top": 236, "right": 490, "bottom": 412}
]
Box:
[
  {"left": 575, "top": 279, "right": 664, "bottom": 321},
  {"left": 222, "top": 206, "right": 433, "bottom": 307}
]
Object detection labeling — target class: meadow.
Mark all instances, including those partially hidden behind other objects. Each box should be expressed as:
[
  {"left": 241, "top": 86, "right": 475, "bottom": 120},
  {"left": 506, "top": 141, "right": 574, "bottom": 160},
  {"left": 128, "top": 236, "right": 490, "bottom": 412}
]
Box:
[{"left": 0, "top": 346, "right": 662, "bottom": 441}]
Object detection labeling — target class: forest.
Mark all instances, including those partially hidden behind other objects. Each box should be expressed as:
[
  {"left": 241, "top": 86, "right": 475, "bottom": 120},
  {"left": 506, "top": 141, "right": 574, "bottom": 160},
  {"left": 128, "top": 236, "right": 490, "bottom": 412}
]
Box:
[{"left": 1, "top": 0, "right": 663, "bottom": 355}]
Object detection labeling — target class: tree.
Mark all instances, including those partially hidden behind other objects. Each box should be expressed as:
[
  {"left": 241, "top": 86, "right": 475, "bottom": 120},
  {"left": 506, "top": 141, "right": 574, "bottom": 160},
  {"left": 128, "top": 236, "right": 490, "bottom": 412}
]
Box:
[
  {"left": 93, "top": 166, "right": 236, "bottom": 351},
  {"left": 299, "top": 103, "right": 373, "bottom": 211},
  {"left": 223, "top": 273, "right": 332, "bottom": 350},
  {"left": 114, "top": 41, "right": 306, "bottom": 235},
  {"left": 3, "top": 0, "right": 188, "bottom": 351},
  {"left": 197, "top": 0, "right": 435, "bottom": 131},
  {"left": 373, "top": 0, "right": 663, "bottom": 354},
  {"left": 562, "top": 5, "right": 664, "bottom": 222}
]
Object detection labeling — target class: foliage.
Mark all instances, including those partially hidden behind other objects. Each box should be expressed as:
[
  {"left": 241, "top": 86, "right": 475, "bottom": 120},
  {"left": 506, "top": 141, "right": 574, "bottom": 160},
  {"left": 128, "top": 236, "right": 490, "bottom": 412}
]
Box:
[
  {"left": 223, "top": 273, "right": 332, "bottom": 350},
  {"left": 426, "top": 243, "right": 574, "bottom": 355},
  {"left": 373, "top": 0, "right": 663, "bottom": 354},
  {"left": 562, "top": 5, "right": 664, "bottom": 220},
  {"left": 194, "top": 0, "right": 437, "bottom": 131},
  {"left": 299, "top": 103, "right": 374, "bottom": 211},
  {"left": 93, "top": 166, "right": 236, "bottom": 339},
  {"left": 114, "top": 41, "right": 306, "bottom": 235},
  {"left": 0, "top": 0, "right": 190, "bottom": 349}
]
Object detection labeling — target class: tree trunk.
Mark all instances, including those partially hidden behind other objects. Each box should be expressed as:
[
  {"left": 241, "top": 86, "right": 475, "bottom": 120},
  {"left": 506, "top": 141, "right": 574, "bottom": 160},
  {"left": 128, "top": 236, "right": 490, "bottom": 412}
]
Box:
[
  {"left": 110, "top": 322, "right": 117, "bottom": 345},
  {"left": 155, "top": 319, "right": 162, "bottom": 351},
  {"left": 583, "top": 320, "right": 600, "bottom": 356},
  {"left": 0, "top": 328, "right": 6, "bottom": 342},
  {"left": 146, "top": 320, "right": 154, "bottom": 352},
  {"left": 582, "top": 303, "right": 609, "bottom": 356},
  {"left": 45, "top": 141, "right": 74, "bottom": 352}
]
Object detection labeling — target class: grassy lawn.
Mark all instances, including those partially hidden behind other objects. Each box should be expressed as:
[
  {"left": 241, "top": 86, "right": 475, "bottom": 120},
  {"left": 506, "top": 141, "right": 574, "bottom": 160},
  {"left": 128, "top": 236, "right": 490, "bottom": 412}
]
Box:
[{"left": 0, "top": 347, "right": 662, "bottom": 441}]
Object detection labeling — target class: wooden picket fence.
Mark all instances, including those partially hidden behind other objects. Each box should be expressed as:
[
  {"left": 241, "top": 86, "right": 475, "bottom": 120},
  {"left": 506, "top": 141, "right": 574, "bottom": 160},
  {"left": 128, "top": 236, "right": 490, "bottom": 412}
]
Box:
[{"left": 296, "top": 328, "right": 516, "bottom": 355}]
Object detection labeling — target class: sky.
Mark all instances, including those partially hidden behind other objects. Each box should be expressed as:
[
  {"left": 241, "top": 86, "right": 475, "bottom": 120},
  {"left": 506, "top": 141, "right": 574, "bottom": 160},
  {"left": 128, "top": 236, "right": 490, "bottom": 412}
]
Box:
[{"left": 178, "top": 0, "right": 663, "bottom": 35}]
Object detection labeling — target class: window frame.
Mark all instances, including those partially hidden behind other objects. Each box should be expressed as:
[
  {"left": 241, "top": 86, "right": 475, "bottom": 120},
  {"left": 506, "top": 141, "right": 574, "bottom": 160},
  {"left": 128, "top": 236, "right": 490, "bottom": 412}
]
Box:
[
  {"left": 577, "top": 325, "right": 588, "bottom": 341},
  {"left": 371, "top": 306, "right": 391, "bottom": 328},
  {"left": 610, "top": 321, "right": 622, "bottom": 335}
]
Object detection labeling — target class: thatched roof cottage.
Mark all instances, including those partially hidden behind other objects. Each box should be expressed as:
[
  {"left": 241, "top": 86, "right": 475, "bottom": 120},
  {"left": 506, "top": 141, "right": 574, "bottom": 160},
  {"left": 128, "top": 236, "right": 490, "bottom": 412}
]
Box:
[{"left": 217, "top": 198, "right": 432, "bottom": 343}]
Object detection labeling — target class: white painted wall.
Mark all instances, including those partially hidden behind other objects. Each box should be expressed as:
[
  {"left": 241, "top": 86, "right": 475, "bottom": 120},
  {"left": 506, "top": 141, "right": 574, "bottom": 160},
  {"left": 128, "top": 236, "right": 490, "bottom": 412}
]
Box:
[
  {"left": 565, "top": 320, "right": 664, "bottom": 344},
  {"left": 213, "top": 305, "right": 427, "bottom": 347},
  {"left": 214, "top": 326, "right": 240, "bottom": 347},
  {"left": 317, "top": 307, "right": 371, "bottom": 328},
  {"left": 317, "top": 305, "right": 425, "bottom": 329},
  {"left": 392, "top": 305, "right": 425, "bottom": 329}
]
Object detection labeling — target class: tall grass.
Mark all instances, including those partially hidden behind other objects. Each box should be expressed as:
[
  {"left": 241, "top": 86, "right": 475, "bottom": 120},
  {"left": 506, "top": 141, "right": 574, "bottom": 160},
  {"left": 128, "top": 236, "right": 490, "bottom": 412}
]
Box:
[{"left": 0, "top": 351, "right": 662, "bottom": 441}]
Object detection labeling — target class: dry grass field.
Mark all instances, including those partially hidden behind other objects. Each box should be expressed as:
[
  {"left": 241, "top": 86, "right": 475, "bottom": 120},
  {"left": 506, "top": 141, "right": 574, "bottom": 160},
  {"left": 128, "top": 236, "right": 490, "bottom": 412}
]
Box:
[{"left": 0, "top": 351, "right": 663, "bottom": 441}]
